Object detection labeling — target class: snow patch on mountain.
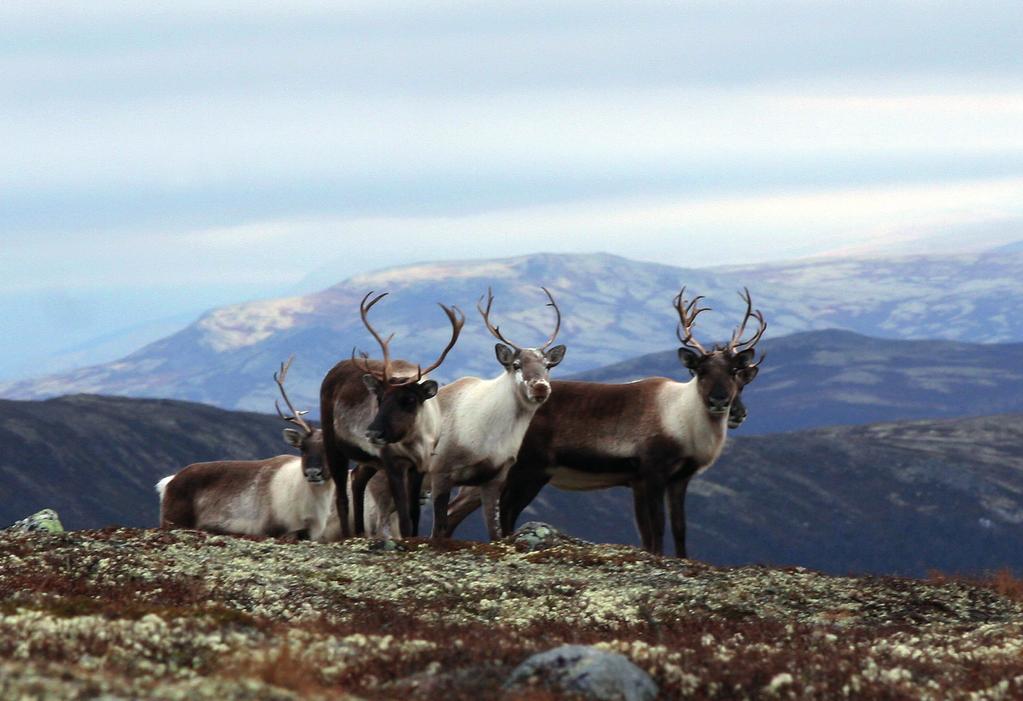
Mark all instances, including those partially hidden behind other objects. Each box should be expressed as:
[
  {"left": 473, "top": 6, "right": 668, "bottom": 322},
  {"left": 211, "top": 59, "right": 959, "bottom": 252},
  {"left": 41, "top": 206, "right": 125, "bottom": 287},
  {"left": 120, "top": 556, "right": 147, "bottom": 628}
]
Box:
[{"left": 196, "top": 296, "right": 314, "bottom": 353}]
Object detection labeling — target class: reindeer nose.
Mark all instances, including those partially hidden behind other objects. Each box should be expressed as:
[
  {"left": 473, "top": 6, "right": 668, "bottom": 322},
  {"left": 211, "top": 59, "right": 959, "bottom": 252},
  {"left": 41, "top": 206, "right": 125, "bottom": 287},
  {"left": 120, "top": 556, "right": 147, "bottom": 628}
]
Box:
[
  {"left": 530, "top": 380, "right": 551, "bottom": 401},
  {"left": 365, "top": 428, "right": 384, "bottom": 442},
  {"left": 708, "top": 393, "right": 731, "bottom": 412}
]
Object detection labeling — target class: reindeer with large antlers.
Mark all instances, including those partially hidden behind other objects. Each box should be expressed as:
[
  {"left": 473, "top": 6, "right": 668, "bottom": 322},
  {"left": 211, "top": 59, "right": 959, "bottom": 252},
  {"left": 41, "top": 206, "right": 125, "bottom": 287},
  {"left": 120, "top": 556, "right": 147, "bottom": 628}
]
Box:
[
  {"left": 369, "top": 287, "right": 567, "bottom": 540},
  {"left": 445, "top": 288, "right": 765, "bottom": 557},
  {"left": 157, "top": 357, "right": 339, "bottom": 541},
  {"left": 320, "top": 292, "right": 465, "bottom": 538}
]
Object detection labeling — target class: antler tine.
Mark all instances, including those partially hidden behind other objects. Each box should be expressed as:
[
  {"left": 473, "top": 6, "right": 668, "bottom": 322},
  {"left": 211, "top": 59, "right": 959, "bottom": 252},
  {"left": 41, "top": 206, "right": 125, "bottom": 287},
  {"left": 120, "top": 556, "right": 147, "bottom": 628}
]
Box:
[
  {"left": 477, "top": 287, "right": 523, "bottom": 350},
  {"left": 359, "top": 291, "right": 392, "bottom": 385},
  {"left": 418, "top": 303, "right": 466, "bottom": 379},
  {"left": 539, "top": 286, "right": 562, "bottom": 349},
  {"left": 674, "top": 287, "right": 710, "bottom": 355},
  {"left": 728, "top": 287, "right": 767, "bottom": 354},
  {"left": 273, "top": 355, "right": 313, "bottom": 435},
  {"left": 350, "top": 346, "right": 377, "bottom": 377}
]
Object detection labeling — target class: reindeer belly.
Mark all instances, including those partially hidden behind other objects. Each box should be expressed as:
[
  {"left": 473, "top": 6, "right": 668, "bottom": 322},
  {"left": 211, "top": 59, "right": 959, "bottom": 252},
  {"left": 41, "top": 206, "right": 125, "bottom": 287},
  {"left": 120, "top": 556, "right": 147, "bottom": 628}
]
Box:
[
  {"left": 547, "top": 467, "right": 632, "bottom": 491},
  {"left": 452, "top": 460, "right": 504, "bottom": 486}
]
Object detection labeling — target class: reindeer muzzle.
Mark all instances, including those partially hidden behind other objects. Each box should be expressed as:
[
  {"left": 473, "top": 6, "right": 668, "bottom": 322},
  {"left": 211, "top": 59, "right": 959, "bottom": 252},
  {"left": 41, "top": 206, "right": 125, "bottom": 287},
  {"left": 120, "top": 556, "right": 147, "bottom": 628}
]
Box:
[
  {"left": 304, "top": 468, "right": 327, "bottom": 484},
  {"left": 528, "top": 380, "right": 551, "bottom": 403}
]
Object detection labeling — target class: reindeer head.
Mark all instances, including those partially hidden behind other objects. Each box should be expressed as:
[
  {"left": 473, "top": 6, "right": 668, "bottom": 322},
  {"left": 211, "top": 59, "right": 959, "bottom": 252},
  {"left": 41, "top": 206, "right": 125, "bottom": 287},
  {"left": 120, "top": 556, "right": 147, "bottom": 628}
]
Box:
[
  {"left": 674, "top": 287, "right": 766, "bottom": 420},
  {"left": 354, "top": 291, "right": 465, "bottom": 445},
  {"left": 274, "top": 356, "right": 328, "bottom": 484},
  {"left": 478, "top": 286, "right": 566, "bottom": 405}
]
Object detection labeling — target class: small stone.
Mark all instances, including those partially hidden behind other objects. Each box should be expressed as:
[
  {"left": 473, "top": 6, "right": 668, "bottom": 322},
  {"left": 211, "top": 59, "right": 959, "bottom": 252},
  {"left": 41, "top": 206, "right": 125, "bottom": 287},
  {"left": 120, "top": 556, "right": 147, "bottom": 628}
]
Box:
[{"left": 505, "top": 644, "right": 658, "bottom": 701}]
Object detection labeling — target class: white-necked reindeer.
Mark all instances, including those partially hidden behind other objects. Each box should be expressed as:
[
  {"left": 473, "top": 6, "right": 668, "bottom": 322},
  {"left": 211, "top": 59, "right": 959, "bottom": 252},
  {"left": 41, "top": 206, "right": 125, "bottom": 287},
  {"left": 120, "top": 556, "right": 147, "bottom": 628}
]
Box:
[
  {"left": 362, "top": 287, "right": 566, "bottom": 540},
  {"left": 157, "top": 357, "right": 339, "bottom": 541},
  {"left": 429, "top": 287, "right": 565, "bottom": 539},
  {"left": 446, "top": 288, "right": 766, "bottom": 557}
]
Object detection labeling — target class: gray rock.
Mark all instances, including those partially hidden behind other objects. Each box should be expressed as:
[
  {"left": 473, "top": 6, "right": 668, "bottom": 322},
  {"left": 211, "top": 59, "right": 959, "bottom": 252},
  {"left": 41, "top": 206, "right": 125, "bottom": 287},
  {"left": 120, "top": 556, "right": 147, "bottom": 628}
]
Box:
[
  {"left": 6, "top": 509, "right": 64, "bottom": 534},
  {"left": 505, "top": 644, "right": 658, "bottom": 701},
  {"left": 510, "top": 521, "right": 582, "bottom": 552}
]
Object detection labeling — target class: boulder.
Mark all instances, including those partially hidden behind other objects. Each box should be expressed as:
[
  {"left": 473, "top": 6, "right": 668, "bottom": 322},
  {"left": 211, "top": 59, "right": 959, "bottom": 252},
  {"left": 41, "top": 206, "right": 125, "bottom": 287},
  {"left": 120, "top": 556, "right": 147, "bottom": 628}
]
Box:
[
  {"left": 505, "top": 644, "right": 658, "bottom": 701},
  {"left": 6, "top": 509, "right": 64, "bottom": 534},
  {"left": 510, "top": 521, "right": 582, "bottom": 552}
]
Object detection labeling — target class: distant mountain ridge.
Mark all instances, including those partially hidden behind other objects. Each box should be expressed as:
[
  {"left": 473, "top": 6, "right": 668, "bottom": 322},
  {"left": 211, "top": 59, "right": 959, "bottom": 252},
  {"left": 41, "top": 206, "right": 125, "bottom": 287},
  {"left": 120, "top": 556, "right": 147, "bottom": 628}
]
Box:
[{"left": 4, "top": 248, "right": 1023, "bottom": 413}]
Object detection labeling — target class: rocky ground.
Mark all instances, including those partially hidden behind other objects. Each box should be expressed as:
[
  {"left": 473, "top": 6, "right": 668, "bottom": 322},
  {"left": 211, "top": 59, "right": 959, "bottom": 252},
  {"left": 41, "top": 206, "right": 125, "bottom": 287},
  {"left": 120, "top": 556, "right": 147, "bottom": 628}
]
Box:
[{"left": 2, "top": 524, "right": 1023, "bottom": 700}]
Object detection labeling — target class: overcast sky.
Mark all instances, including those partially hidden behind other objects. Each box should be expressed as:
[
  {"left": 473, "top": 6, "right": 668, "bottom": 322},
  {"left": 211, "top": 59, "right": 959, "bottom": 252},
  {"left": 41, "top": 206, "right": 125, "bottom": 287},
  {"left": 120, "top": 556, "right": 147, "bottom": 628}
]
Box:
[{"left": 3, "top": 1, "right": 1023, "bottom": 378}]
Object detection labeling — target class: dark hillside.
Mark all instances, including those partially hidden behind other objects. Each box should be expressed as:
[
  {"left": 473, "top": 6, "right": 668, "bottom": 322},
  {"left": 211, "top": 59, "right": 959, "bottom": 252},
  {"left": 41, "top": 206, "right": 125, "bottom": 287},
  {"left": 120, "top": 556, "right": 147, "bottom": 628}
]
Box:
[{"left": 0, "top": 395, "right": 286, "bottom": 529}]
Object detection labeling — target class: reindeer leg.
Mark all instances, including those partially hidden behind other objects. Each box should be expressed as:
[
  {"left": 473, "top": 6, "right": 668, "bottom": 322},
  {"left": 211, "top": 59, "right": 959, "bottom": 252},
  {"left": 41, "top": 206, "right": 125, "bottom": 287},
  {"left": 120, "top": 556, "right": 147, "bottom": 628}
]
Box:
[
  {"left": 445, "top": 486, "right": 482, "bottom": 537},
  {"left": 645, "top": 476, "right": 667, "bottom": 556},
  {"left": 332, "top": 460, "right": 352, "bottom": 539},
  {"left": 430, "top": 471, "right": 455, "bottom": 538},
  {"left": 632, "top": 481, "right": 654, "bottom": 552},
  {"left": 350, "top": 464, "right": 376, "bottom": 536},
  {"left": 382, "top": 454, "right": 414, "bottom": 537},
  {"left": 322, "top": 418, "right": 352, "bottom": 538},
  {"left": 408, "top": 469, "right": 425, "bottom": 536},
  {"left": 479, "top": 477, "right": 507, "bottom": 542},
  {"left": 667, "top": 474, "right": 692, "bottom": 559},
  {"left": 498, "top": 462, "right": 549, "bottom": 535}
]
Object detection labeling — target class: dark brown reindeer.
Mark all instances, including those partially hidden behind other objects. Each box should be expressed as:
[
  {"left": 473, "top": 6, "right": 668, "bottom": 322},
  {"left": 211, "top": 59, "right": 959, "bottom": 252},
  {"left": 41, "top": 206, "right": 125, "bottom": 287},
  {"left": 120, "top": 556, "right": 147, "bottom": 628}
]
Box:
[
  {"left": 157, "top": 357, "right": 338, "bottom": 541},
  {"left": 446, "top": 288, "right": 765, "bottom": 557},
  {"left": 320, "top": 291, "right": 464, "bottom": 538}
]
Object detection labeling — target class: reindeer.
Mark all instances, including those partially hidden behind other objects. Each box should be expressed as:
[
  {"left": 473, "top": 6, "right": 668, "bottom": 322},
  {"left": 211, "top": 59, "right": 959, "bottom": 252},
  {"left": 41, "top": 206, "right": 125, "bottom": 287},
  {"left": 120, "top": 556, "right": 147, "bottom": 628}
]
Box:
[
  {"left": 367, "top": 287, "right": 566, "bottom": 540},
  {"left": 445, "top": 288, "right": 765, "bottom": 557},
  {"left": 320, "top": 292, "right": 464, "bottom": 538},
  {"left": 157, "top": 357, "right": 339, "bottom": 541}
]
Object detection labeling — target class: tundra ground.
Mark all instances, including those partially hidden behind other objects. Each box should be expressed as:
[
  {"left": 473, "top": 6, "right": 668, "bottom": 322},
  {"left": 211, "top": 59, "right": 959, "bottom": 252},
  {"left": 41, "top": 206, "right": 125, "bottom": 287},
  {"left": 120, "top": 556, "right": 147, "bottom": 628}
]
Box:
[{"left": 1, "top": 526, "right": 1022, "bottom": 700}]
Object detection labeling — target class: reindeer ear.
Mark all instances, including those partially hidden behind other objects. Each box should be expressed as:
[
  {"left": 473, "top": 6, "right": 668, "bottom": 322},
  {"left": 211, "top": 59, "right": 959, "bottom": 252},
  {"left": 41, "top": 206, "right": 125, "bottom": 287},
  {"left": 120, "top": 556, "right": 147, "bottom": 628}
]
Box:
[
  {"left": 494, "top": 343, "right": 516, "bottom": 368},
  {"left": 418, "top": 380, "right": 439, "bottom": 400},
  {"left": 282, "top": 428, "right": 303, "bottom": 448},
  {"left": 545, "top": 344, "right": 567, "bottom": 368},
  {"left": 736, "top": 365, "right": 759, "bottom": 385},
  {"left": 362, "top": 374, "right": 382, "bottom": 393},
  {"left": 732, "top": 348, "right": 756, "bottom": 367},
  {"left": 678, "top": 348, "right": 701, "bottom": 370}
]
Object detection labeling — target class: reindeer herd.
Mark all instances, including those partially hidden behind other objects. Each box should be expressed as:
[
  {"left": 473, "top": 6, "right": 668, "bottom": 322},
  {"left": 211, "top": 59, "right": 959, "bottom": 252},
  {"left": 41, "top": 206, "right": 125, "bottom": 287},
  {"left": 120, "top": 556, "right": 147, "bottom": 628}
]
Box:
[{"left": 157, "top": 285, "right": 766, "bottom": 557}]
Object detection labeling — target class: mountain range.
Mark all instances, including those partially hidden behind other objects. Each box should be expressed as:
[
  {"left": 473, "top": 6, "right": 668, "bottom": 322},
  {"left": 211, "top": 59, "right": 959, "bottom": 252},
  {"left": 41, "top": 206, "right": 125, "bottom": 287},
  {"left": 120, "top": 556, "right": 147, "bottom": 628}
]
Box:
[
  {"left": 4, "top": 247, "right": 1023, "bottom": 414},
  {"left": 3, "top": 394, "right": 1020, "bottom": 578}
]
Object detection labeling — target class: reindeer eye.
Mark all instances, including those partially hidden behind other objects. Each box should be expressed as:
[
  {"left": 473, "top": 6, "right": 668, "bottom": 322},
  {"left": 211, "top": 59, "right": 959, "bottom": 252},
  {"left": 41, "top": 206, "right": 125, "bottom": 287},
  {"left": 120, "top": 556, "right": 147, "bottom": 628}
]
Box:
[{"left": 513, "top": 361, "right": 522, "bottom": 370}]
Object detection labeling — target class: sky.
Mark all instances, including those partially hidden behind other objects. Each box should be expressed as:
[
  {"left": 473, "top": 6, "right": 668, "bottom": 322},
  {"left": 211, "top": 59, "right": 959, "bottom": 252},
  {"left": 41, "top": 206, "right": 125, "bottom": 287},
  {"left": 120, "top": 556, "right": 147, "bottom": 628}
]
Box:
[{"left": 3, "top": 1, "right": 1023, "bottom": 379}]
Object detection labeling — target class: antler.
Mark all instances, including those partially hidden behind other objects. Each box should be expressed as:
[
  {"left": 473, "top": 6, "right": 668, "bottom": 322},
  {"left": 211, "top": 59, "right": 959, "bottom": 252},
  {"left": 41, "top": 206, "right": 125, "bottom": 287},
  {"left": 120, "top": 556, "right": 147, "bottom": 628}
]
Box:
[
  {"left": 727, "top": 287, "right": 767, "bottom": 356},
  {"left": 354, "top": 291, "right": 394, "bottom": 384},
  {"left": 539, "top": 286, "right": 562, "bottom": 350},
  {"left": 674, "top": 287, "right": 711, "bottom": 356},
  {"left": 274, "top": 355, "right": 313, "bottom": 435},
  {"left": 477, "top": 286, "right": 563, "bottom": 350},
  {"left": 354, "top": 291, "right": 465, "bottom": 385},
  {"left": 478, "top": 287, "right": 523, "bottom": 350},
  {"left": 415, "top": 303, "right": 466, "bottom": 380}
]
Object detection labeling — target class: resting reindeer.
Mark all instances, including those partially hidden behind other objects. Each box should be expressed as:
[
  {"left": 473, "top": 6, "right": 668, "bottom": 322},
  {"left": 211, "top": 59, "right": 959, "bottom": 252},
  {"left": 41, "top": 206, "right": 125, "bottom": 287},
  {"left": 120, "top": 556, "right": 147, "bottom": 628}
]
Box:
[
  {"left": 446, "top": 288, "right": 765, "bottom": 557},
  {"left": 157, "top": 357, "right": 339, "bottom": 541},
  {"left": 367, "top": 287, "right": 566, "bottom": 540},
  {"left": 320, "top": 292, "right": 464, "bottom": 538}
]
